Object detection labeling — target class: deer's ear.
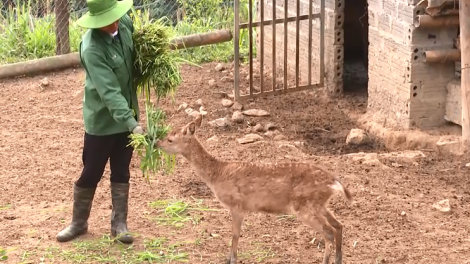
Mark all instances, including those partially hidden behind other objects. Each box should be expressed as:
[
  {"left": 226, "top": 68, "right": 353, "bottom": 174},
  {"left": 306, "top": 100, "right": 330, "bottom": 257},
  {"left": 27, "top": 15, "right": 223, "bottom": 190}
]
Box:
[
  {"left": 194, "top": 114, "right": 202, "bottom": 128},
  {"left": 187, "top": 122, "right": 196, "bottom": 135},
  {"left": 181, "top": 125, "right": 188, "bottom": 135}
]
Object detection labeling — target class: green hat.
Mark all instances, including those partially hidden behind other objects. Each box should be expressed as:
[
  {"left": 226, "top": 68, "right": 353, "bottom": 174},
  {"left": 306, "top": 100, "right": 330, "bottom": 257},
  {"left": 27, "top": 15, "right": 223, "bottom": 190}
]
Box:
[{"left": 76, "top": 0, "right": 133, "bottom": 29}]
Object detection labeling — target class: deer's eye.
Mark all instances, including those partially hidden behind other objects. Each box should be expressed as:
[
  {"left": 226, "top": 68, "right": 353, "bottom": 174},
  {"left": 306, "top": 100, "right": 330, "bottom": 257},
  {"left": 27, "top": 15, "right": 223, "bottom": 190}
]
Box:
[{"left": 167, "top": 138, "right": 173, "bottom": 143}]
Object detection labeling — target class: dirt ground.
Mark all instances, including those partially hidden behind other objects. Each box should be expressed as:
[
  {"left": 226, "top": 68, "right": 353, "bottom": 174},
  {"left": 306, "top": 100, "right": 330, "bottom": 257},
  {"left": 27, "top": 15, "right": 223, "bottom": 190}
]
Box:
[{"left": 1, "top": 62, "right": 470, "bottom": 264}]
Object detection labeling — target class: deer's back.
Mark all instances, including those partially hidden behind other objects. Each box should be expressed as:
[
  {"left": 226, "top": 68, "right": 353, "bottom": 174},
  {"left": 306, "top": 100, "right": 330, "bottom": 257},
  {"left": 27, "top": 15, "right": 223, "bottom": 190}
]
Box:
[{"left": 211, "top": 161, "right": 337, "bottom": 214}]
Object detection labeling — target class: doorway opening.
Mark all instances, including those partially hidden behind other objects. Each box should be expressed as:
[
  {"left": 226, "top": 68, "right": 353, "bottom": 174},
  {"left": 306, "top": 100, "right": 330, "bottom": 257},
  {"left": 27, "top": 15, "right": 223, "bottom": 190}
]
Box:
[{"left": 343, "top": 0, "right": 368, "bottom": 96}]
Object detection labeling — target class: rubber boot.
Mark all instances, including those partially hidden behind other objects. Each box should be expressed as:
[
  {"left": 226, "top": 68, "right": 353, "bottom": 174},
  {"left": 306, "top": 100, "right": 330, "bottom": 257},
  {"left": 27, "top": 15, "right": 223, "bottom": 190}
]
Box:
[
  {"left": 56, "top": 184, "right": 96, "bottom": 242},
  {"left": 110, "top": 182, "right": 134, "bottom": 244}
]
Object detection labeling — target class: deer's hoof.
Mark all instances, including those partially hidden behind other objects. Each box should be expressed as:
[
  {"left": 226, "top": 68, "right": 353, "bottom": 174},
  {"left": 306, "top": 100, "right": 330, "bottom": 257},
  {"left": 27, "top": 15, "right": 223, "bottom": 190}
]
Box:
[{"left": 226, "top": 256, "right": 237, "bottom": 264}]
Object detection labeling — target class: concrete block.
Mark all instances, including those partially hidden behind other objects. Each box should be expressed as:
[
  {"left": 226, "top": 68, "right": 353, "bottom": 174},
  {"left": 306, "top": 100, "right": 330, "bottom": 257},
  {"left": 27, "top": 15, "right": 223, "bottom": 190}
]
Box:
[
  {"left": 335, "top": 9, "right": 344, "bottom": 29},
  {"left": 334, "top": 28, "right": 344, "bottom": 45},
  {"left": 409, "top": 59, "right": 456, "bottom": 84},
  {"left": 407, "top": 0, "right": 421, "bottom": 5},
  {"left": 410, "top": 28, "right": 458, "bottom": 47},
  {"left": 325, "top": 0, "right": 343, "bottom": 10},
  {"left": 436, "top": 136, "right": 463, "bottom": 156},
  {"left": 444, "top": 78, "right": 461, "bottom": 125},
  {"left": 383, "top": 0, "right": 398, "bottom": 18},
  {"left": 390, "top": 20, "right": 413, "bottom": 44},
  {"left": 397, "top": 3, "right": 421, "bottom": 24},
  {"left": 368, "top": 9, "right": 379, "bottom": 29},
  {"left": 377, "top": 13, "right": 391, "bottom": 34},
  {"left": 368, "top": 0, "right": 383, "bottom": 13}
]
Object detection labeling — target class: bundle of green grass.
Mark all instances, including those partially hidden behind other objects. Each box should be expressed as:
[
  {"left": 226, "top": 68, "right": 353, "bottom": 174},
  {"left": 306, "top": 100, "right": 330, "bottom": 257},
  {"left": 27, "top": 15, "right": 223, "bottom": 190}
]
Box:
[
  {"left": 128, "top": 17, "right": 185, "bottom": 183},
  {"left": 133, "top": 19, "right": 183, "bottom": 101}
]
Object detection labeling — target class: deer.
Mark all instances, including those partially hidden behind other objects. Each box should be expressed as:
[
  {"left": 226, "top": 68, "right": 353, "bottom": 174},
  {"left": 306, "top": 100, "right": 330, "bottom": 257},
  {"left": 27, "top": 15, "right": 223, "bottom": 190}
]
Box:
[{"left": 155, "top": 113, "right": 353, "bottom": 264}]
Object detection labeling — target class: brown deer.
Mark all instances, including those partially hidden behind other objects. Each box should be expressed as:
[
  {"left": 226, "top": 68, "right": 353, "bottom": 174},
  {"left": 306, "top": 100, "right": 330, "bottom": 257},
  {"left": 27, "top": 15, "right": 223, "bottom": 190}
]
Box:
[{"left": 155, "top": 113, "right": 353, "bottom": 264}]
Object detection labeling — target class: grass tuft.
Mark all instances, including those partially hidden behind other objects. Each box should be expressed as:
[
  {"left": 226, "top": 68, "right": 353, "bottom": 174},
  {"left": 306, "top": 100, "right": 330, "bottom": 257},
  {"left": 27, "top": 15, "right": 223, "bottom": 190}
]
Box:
[{"left": 148, "top": 198, "right": 219, "bottom": 228}]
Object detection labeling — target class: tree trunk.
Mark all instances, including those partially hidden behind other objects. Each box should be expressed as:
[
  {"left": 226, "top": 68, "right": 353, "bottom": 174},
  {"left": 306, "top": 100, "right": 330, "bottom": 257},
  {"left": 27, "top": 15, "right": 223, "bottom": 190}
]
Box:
[{"left": 55, "top": 0, "right": 70, "bottom": 55}]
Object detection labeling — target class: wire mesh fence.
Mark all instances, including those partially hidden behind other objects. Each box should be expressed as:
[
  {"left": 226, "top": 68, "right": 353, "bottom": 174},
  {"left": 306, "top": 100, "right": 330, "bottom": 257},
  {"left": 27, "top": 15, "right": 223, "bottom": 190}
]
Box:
[{"left": 0, "top": 0, "right": 249, "bottom": 65}]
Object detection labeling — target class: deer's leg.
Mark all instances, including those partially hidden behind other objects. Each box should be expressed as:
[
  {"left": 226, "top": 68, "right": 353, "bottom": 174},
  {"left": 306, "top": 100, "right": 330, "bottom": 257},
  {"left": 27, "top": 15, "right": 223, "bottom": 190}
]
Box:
[
  {"left": 319, "top": 216, "right": 336, "bottom": 264},
  {"left": 226, "top": 209, "right": 245, "bottom": 264},
  {"left": 324, "top": 209, "right": 343, "bottom": 264},
  {"left": 297, "top": 208, "right": 335, "bottom": 264}
]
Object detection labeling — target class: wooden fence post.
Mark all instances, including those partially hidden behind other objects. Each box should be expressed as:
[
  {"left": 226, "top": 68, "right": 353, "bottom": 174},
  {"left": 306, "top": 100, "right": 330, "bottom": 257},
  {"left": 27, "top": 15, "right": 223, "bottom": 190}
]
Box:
[{"left": 461, "top": 0, "right": 470, "bottom": 150}]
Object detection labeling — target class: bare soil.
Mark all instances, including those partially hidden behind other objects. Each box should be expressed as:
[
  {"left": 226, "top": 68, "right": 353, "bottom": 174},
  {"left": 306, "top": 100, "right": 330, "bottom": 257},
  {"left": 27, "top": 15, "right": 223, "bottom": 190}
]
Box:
[{"left": 1, "top": 62, "right": 469, "bottom": 264}]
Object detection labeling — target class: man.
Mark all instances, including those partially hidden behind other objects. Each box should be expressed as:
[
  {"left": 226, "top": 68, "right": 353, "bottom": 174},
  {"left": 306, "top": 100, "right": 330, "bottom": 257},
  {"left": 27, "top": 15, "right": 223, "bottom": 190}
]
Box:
[{"left": 56, "top": 0, "right": 143, "bottom": 244}]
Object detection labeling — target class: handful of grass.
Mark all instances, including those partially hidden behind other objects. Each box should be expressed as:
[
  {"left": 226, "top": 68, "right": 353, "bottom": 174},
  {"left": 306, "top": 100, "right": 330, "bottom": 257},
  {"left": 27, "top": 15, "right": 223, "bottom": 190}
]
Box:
[
  {"left": 128, "top": 104, "right": 176, "bottom": 184},
  {"left": 133, "top": 18, "right": 184, "bottom": 101},
  {"left": 128, "top": 15, "right": 186, "bottom": 183}
]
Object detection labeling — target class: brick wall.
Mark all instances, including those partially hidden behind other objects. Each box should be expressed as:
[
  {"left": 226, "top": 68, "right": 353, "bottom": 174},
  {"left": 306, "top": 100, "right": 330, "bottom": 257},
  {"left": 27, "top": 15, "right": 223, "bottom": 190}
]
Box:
[
  {"left": 257, "top": 0, "right": 457, "bottom": 130},
  {"left": 256, "top": 0, "right": 343, "bottom": 93},
  {"left": 367, "top": 0, "right": 457, "bottom": 129}
]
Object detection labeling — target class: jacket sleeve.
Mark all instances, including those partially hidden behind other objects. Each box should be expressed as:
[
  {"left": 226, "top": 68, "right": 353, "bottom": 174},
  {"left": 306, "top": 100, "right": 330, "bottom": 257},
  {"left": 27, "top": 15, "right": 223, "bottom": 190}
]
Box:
[{"left": 81, "top": 48, "right": 139, "bottom": 132}]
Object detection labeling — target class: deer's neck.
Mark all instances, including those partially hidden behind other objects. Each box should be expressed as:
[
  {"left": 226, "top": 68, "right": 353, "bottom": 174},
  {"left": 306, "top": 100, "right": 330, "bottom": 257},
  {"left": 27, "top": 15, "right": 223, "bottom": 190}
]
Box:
[{"left": 182, "top": 138, "right": 224, "bottom": 184}]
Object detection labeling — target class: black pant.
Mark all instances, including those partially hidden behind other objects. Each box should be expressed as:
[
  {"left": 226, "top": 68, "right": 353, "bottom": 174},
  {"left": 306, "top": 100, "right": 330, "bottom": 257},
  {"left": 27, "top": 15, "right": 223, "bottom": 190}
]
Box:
[{"left": 75, "top": 132, "right": 134, "bottom": 188}]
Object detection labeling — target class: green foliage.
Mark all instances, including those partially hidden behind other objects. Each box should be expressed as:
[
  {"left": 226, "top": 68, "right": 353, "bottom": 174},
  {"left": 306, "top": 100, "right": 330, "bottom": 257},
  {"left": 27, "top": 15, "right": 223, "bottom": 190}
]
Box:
[
  {"left": 127, "top": 104, "right": 176, "bottom": 184},
  {"left": 42, "top": 235, "right": 190, "bottom": 263},
  {"left": 0, "top": 0, "right": 257, "bottom": 65},
  {"left": 172, "top": 0, "right": 256, "bottom": 63},
  {"left": 0, "top": 247, "right": 8, "bottom": 261},
  {"left": 147, "top": 198, "right": 219, "bottom": 228},
  {"left": 0, "top": 0, "right": 85, "bottom": 64}
]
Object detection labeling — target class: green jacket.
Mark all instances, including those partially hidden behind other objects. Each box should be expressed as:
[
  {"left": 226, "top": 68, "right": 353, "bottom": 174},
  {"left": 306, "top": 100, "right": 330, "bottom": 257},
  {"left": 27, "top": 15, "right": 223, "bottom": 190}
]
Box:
[{"left": 79, "top": 14, "right": 140, "bottom": 136}]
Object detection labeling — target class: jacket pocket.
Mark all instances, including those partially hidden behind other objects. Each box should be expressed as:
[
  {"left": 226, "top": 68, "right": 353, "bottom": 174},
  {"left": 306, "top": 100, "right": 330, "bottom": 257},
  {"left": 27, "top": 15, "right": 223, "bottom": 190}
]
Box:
[{"left": 108, "top": 55, "right": 125, "bottom": 71}]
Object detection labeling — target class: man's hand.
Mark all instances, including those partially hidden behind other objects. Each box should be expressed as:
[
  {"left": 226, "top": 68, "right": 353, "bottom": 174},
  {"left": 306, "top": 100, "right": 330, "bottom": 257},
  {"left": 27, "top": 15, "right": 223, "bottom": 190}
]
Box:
[{"left": 132, "top": 125, "right": 144, "bottom": 135}]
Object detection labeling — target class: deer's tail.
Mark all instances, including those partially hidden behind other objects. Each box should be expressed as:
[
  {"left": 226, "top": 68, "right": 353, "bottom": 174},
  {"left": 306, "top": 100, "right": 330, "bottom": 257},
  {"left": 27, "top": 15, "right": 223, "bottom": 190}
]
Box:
[{"left": 330, "top": 179, "right": 353, "bottom": 204}]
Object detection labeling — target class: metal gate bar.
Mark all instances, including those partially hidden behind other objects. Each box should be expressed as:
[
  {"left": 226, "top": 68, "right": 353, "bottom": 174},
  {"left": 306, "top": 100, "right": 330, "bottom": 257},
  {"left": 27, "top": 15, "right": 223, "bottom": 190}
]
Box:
[{"left": 234, "top": 0, "right": 325, "bottom": 101}]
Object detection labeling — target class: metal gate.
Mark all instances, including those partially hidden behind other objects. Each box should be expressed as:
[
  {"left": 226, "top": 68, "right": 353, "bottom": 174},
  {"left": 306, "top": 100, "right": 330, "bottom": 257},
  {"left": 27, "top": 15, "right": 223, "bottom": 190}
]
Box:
[{"left": 233, "top": 0, "right": 325, "bottom": 100}]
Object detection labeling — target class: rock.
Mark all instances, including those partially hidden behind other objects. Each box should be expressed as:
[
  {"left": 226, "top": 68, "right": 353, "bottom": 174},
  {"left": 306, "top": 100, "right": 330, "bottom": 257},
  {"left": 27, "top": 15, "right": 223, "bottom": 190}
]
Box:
[
  {"left": 232, "top": 102, "right": 243, "bottom": 111},
  {"left": 199, "top": 106, "right": 208, "bottom": 116},
  {"left": 208, "top": 79, "right": 216, "bottom": 87},
  {"left": 274, "top": 134, "right": 286, "bottom": 141},
  {"left": 40, "top": 77, "right": 49, "bottom": 87},
  {"left": 212, "top": 91, "right": 228, "bottom": 99},
  {"left": 207, "top": 136, "right": 219, "bottom": 142},
  {"left": 246, "top": 134, "right": 263, "bottom": 140},
  {"left": 379, "top": 150, "right": 426, "bottom": 164},
  {"left": 237, "top": 133, "right": 264, "bottom": 144},
  {"left": 215, "top": 63, "right": 225, "bottom": 72},
  {"left": 184, "top": 108, "right": 194, "bottom": 115},
  {"left": 242, "top": 109, "right": 270, "bottom": 117},
  {"left": 221, "top": 76, "right": 234, "bottom": 83},
  {"left": 265, "top": 122, "right": 276, "bottom": 130},
  {"left": 177, "top": 102, "right": 188, "bottom": 112},
  {"left": 194, "top": 98, "right": 203, "bottom": 107},
  {"left": 346, "top": 129, "right": 370, "bottom": 145},
  {"left": 400, "top": 211, "right": 406, "bottom": 216},
  {"left": 222, "top": 99, "right": 234, "bottom": 107},
  {"left": 345, "top": 152, "right": 389, "bottom": 169},
  {"left": 432, "top": 199, "right": 451, "bottom": 214},
  {"left": 237, "top": 137, "right": 256, "bottom": 144},
  {"left": 209, "top": 118, "right": 229, "bottom": 127},
  {"left": 253, "top": 123, "right": 264, "bottom": 132},
  {"left": 232, "top": 111, "right": 244, "bottom": 123},
  {"left": 264, "top": 130, "right": 274, "bottom": 138},
  {"left": 436, "top": 136, "right": 462, "bottom": 156}
]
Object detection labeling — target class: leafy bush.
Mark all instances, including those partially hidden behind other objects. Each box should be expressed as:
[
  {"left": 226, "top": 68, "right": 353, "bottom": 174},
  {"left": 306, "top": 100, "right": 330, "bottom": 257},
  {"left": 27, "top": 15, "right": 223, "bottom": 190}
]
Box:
[{"left": 0, "top": 0, "right": 256, "bottom": 65}]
